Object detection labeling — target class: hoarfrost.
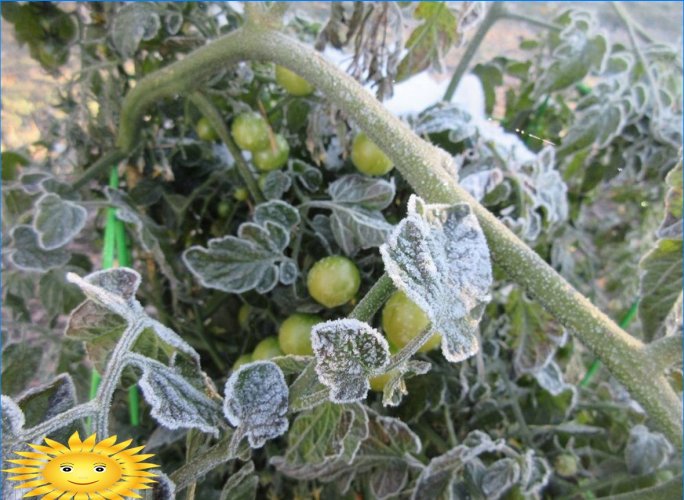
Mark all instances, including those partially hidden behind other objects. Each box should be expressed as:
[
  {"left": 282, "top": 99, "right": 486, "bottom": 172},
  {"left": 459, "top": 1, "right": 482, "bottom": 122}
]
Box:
[
  {"left": 33, "top": 193, "right": 87, "bottom": 250},
  {"left": 1, "top": 396, "right": 24, "bottom": 438},
  {"left": 311, "top": 319, "right": 390, "bottom": 403},
  {"left": 625, "top": 424, "right": 673, "bottom": 475},
  {"left": 380, "top": 195, "right": 492, "bottom": 363},
  {"left": 9, "top": 225, "right": 71, "bottom": 272},
  {"left": 224, "top": 361, "right": 289, "bottom": 448},
  {"left": 66, "top": 268, "right": 143, "bottom": 320}
]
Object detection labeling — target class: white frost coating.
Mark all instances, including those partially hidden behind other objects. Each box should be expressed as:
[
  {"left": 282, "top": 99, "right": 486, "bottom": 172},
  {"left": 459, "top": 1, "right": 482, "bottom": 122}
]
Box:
[
  {"left": 380, "top": 195, "right": 492, "bottom": 363},
  {"left": 533, "top": 361, "right": 576, "bottom": 399},
  {"left": 33, "top": 193, "right": 88, "bottom": 250},
  {"left": 311, "top": 319, "right": 390, "bottom": 403},
  {"left": 519, "top": 450, "right": 552, "bottom": 497},
  {"left": 128, "top": 353, "right": 222, "bottom": 436},
  {"left": 625, "top": 424, "right": 673, "bottom": 476},
  {"left": 147, "top": 319, "right": 200, "bottom": 361},
  {"left": 223, "top": 361, "right": 289, "bottom": 448},
  {"left": 9, "top": 225, "right": 71, "bottom": 272},
  {"left": 1, "top": 395, "right": 25, "bottom": 437},
  {"left": 66, "top": 268, "right": 143, "bottom": 320}
]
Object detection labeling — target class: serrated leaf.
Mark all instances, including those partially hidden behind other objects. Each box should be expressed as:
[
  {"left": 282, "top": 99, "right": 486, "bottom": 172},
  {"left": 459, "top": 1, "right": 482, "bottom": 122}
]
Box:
[
  {"left": 290, "top": 159, "right": 322, "bottom": 192},
  {"left": 184, "top": 201, "right": 299, "bottom": 294},
  {"left": 128, "top": 353, "right": 222, "bottom": 435},
  {"left": 33, "top": 193, "right": 87, "bottom": 250},
  {"left": 311, "top": 319, "right": 390, "bottom": 403},
  {"left": 308, "top": 175, "right": 395, "bottom": 256},
  {"left": 261, "top": 170, "right": 292, "bottom": 200},
  {"left": 396, "top": 2, "right": 457, "bottom": 82},
  {"left": 224, "top": 361, "right": 289, "bottom": 448},
  {"left": 624, "top": 424, "right": 673, "bottom": 476},
  {"left": 9, "top": 225, "right": 70, "bottom": 272},
  {"left": 66, "top": 268, "right": 142, "bottom": 320},
  {"left": 270, "top": 402, "right": 368, "bottom": 480},
  {"left": 507, "top": 290, "right": 567, "bottom": 374},
  {"left": 39, "top": 268, "right": 85, "bottom": 318},
  {"left": 111, "top": 3, "right": 161, "bottom": 58},
  {"left": 219, "top": 461, "right": 258, "bottom": 500},
  {"left": 1, "top": 396, "right": 24, "bottom": 439},
  {"left": 380, "top": 195, "right": 492, "bottom": 363},
  {"left": 481, "top": 458, "right": 520, "bottom": 500},
  {"left": 413, "top": 103, "right": 476, "bottom": 146},
  {"left": 412, "top": 431, "right": 505, "bottom": 499},
  {"left": 638, "top": 239, "right": 683, "bottom": 341}
]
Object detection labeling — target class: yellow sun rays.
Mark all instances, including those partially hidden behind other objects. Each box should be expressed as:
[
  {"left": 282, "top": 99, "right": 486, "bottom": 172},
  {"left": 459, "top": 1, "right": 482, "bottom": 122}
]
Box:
[{"left": 3, "top": 432, "right": 158, "bottom": 499}]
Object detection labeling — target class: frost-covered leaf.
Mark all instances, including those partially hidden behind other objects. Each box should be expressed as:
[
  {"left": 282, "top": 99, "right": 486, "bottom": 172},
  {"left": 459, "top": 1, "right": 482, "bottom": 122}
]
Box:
[
  {"left": 638, "top": 239, "right": 683, "bottom": 341},
  {"left": 534, "top": 361, "right": 576, "bottom": 401},
  {"left": 147, "top": 319, "right": 200, "bottom": 361},
  {"left": 288, "top": 361, "right": 330, "bottom": 413},
  {"left": 534, "top": 11, "right": 607, "bottom": 96},
  {"left": 164, "top": 11, "right": 183, "bottom": 35},
  {"left": 381, "top": 360, "right": 431, "bottom": 407},
  {"left": 16, "top": 374, "right": 76, "bottom": 429},
  {"left": 9, "top": 225, "right": 70, "bottom": 272},
  {"left": 481, "top": 458, "right": 520, "bottom": 500},
  {"left": 290, "top": 159, "right": 323, "bottom": 192},
  {"left": 2, "top": 343, "right": 43, "bottom": 397},
  {"left": 309, "top": 175, "right": 395, "bottom": 256},
  {"left": 260, "top": 170, "right": 292, "bottom": 200},
  {"left": 519, "top": 451, "right": 552, "bottom": 497},
  {"left": 140, "top": 472, "right": 175, "bottom": 500},
  {"left": 369, "top": 464, "right": 409, "bottom": 500},
  {"left": 224, "top": 361, "right": 289, "bottom": 448},
  {"left": 412, "top": 431, "right": 505, "bottom": 499},
  {"left": 460, "top": 169, "right": 504, "bottom": 202},
  {"left": 219, "top": 461, "right": 258, "bottom": 500},
  {"left": 270, "top": 402, "right": 368, "bottom": 480},
  {"left": 380, "top": 195, "right": 492, "bottom": 363},
  {"left": 413, "top": 103, "right": 476, "bottom": 146},
  {"left": 625, "top": 424, "right": 673, "bottom": 476},
  {"left": 311, "top": 319, "right": 390, "bottom": 403},
  {"left": 128, "top": 353, "right": 222, "bottom": 435},
  {"left": 111, "top": 3, "right": 161, "bottom": 58},
  {"left": 507, "top": 290, "right": 567, "bottom": 374},
  {"left": 66, "top": 268, "right": 143, "bottom": 320},
  {"left": 396, "top": 2, "right": 458, "bottom": 82},
  {"left": 39, "top": 267, "right": 85, "bottom": 318},
  {"left": 1, "top": 396, "right": 24, "bottom": 439},
  {"left": 658, "top": 161, "right": 682, "bottom": 239},
  {"left": 184, "top": 201, "right": 299, "bottom": 294},
  {"left": 2, "top": 186, "right": 36, "bottom": 227},
  {"left": 33, "top": 193, "right": 87, "bottom": 250}
]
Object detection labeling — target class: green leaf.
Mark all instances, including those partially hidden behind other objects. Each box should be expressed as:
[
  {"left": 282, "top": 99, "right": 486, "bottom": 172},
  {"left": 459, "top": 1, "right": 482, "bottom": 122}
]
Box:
[
  {"left": 224, "top": 361, "right": 290, "bottom": 448},
  {"left": 1, "top": 343, "right": 43, "bottom": 397},
  {"left": 625, "top": 425, "right": 672, "bottom": 476},
  {"left": 183, "top": 200, "right": 299, "bottom": 294},
  {"left": 638, "top": 239, "right": 683, "bottom": 341},
  {"left": 270, "top": 402, "right": 368, "bottom": 480},
  {"left": 380, "top": 195, "right": 492, "bottom": 363},
  {"left": 506, "top": 290, "right": 567, "bottom": 374},
  {"left": 219, "top": 461, "right": 258, "bottom": 500},
  {"left": 473, "top": 63, "right": 504, "bottom": 115},
  {"left": 310, "top": 175, "right": 395, "bottom": 256},
  {"left": 311, "top": 319, "right": 390, "bottom": 403},
  {"left": 39, "top": 267, "right": 85, "bottom": 318},
  {"left": 1, "top": 396, "right": 25, "bottom": 439},
  {"left": 288, "top": 361, "right": 329, "bottom": 413},
  {"left": 1, "top": 151, "right": 29, "bottom": 181},
  {"left": 33, "top": 193, "right": 87, "bottom": 250},
  {"left": 128, "top": 353, "right": 223, "bottom": 435},
  {"left": 261, "top": 170, "right": 292, "bottom": 200},
  {"left": 658, "top": 161, "right": 682, "bottom": 239},
  {"left": 396, "top": 2, "right": 457, "bottom": 82},
  {"left": 110, "top": 3, "right": 161, "bottom": 58},
  {"left": 9, "top": 225, "right": 70, "bottom": 272}
]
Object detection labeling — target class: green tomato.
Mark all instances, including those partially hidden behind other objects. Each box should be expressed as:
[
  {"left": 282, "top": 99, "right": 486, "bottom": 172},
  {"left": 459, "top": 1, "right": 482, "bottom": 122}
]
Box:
[
  {"left": 275, "top": 65, "right": 314, "bottom": 97},
  {"left": 554, "top": 454, "right": 578, "bottom": 478},
  {"left": 233, "top": 187, "right": 249, "bottom": 202},
  {"left": 252, "top": 336, "right": 284, "bottom": 360},
  {"left": 253, "top": 134, "right": 289, "bottom": 172},
  {"left": 232, "top": 353, "right": 252, "bottom": 371},
  {"left": 217, "top": 200, "right": 232, "bottom": 219},
  {"left": 231, "top": 112, "right": 270, "bottom": 152},
  {"left": 278, "top": 313, "right": 322, "bottom": 356},
  {"left": 307, "top": 256, "right": 361, "bottom": 308},
  {"left": 351, "top": 132, "right": 394, "bottom": 176},
  {"left": 369, "top": 370, "right": 399, "bottom": 393},
  {"left": 195, "top": 116, "right": 218, "bottom": 142},
  {"left": 382, "top": 291, "right": 441, "bottom": 353}
]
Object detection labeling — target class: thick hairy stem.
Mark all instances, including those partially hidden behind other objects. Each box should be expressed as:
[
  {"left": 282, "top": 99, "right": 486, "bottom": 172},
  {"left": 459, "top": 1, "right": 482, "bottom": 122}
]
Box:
[
  {"left": 385, "top": 326, "right": 434, "bottom": 372},
  {"left": 21, "top": 402, "right": 97, "bottom": 443},
  {"left": 349, "top": 273, "right": 395, "bottom": 322},
  {"left": 644, "top": 335, "right": 683, "bottom": 369},
  {"left": 189, "top": 92, "right": 265, "bottom": 204},
  {"left": 443, "top": 2, "right": 505, "bottom": 102},
  {"left": 94, "top": 25, "right": 681, "bottom": 447},
  {"left": 94, "top": 317, "right": 146, "bottom": 437}
]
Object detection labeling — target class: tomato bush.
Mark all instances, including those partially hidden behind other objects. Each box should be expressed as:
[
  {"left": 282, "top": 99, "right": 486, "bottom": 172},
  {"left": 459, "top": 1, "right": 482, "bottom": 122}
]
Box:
[{"left": 2, "top": 3, "right": 682, "bottom": 499}]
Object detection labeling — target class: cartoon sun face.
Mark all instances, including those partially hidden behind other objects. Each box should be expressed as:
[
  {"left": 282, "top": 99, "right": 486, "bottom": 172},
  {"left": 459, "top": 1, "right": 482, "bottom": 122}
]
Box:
[{"left": 3, "top": 432, "right": 158, "bottom": 499}]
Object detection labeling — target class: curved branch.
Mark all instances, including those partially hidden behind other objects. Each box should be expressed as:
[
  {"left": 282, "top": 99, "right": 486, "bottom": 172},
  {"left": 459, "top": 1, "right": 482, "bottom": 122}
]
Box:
[{"left": 88, "top": 25, "right": 681, "bottom": 447}]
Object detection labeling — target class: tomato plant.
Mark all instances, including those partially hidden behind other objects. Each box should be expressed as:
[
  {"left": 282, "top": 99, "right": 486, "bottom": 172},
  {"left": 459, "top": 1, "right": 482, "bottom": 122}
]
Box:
[{"left": 2, "top": 3, "right": 682, "bottom": 500}]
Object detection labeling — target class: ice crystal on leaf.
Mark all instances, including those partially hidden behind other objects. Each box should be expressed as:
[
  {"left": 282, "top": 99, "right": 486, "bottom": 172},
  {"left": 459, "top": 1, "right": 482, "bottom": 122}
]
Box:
[
  {"left": 311, "top": 319, "right": 390, "bottom": 403},
  {"left": 66, "top": 268, "right": 142, "bottom": 320},
  {"left": 380, "top": 195, "right": 492, "bottom": 363},
  {"left": 223, "top": 361, "right": 289, "bottom": 448}
]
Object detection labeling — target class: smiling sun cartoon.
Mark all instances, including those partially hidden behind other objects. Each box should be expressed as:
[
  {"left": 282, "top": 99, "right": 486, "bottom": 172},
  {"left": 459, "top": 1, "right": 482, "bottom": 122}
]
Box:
[{"left": 3, "top": 432, "right": 158, "bottom": 499}]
